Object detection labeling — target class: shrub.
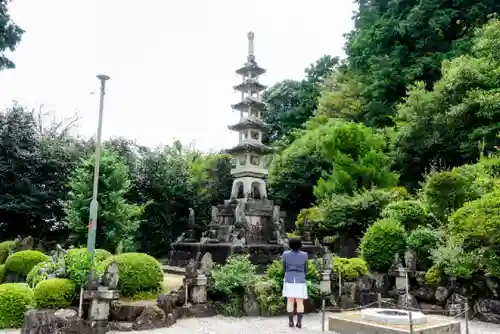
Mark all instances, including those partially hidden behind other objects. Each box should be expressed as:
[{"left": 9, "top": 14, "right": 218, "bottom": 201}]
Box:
[
  {"left": 34, "top": 278, "right": 75, "bottom": 309},
  {"left": 254, "top": 278, "right": 284, "bottom": 316},
  {"left": 381, "top": 200, "right": 435, "bottom": 229},
  {"left": 0, "top": 265, "right": 4, "bottom": 283},
  {"left": 0, "top": 283, "right": 34, "bottom": 329},
  {"left": 98, "top": 253, "right": 163, "bottom": 297},
  {"left": 425, "top": 264, "right": 444, "bottom": 287},
  {"left": 211, "top": 255, "right": 257, "bottom": 298},
  {"left": 0, "top": 241, "right": 16, "bottom": 265},
  {"left": 65, "top": 248, "right": 112, "bottom": 287},
  {"left": 26, "top": 261, "right": 60, "bottom": 288},
  {"left": 431, "top": 191, "right": 500, "bottom": 278},
  {"left": 359, "top": 218, "right": 407, "bottom": 272},
  {"left": 333, "top": 257, "right": 368, "bottom": 281},
  {"left": 4, "top": 250, "right": 50, "bottom": 277},
  {"left": 419, "top": 164, "right": 497, "bottom": 221},
  {"left": 319, "top": 187, "right": 408, "bottom": 239},
  {"left": 407, "top": 227, "right": 441, "bottom": 270}
]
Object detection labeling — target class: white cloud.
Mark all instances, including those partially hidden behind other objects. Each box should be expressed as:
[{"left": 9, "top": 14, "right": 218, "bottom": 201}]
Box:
[{"left": 0, "top": 0, "right": 356, "bottom": 151}]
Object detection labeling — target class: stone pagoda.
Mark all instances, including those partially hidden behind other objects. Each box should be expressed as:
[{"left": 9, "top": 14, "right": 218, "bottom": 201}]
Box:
[
  {"left": 227, "top": 31, "right": 271, "bottom": 201},
  {"left": 169, "top": 32, "right": 323, "bottom": 272}
]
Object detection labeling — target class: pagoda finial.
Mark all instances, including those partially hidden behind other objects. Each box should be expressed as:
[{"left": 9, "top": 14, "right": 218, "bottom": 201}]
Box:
[{"left": 247, "top": 31, "right": 255, "bottom": 62}]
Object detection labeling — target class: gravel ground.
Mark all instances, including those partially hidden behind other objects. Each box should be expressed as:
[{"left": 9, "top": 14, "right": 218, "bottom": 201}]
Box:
[
  {"left": 2, "top": 313, "right": 500, "bottom": 334},
  {"left": 114, "top": 313, "right": 500, "bottom": 334}
]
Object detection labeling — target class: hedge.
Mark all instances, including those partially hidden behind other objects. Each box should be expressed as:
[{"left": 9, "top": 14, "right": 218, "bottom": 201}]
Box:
[
  {"left": 4, "top": 250, "right": 50, "bottom": 277},
  {"left": 34, "top": 278, "right": 75, "bottom": 309},
  {"left": 0, "top": 283, "right": 34, "bottom": 329}
]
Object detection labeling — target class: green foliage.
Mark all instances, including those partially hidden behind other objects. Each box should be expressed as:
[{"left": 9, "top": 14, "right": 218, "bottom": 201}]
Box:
[
  {"left": 419, "top": 164, "right": 497, "bottom": 221},
  {"left": 345, "top": 0, "right": 500, "bottom": 127},
  {"left": 64, "top": 149, "right": 145, "bottom": 252},
  {"left": 393, "top": 19, "right": 500, "bottom": 187},
  {"left": 407, "top": 227, "right": 442, "bottom": 270},
  {"left": 0, "top": 283, "right": 33, "bottom": 329},
  {"left": 318, "top": 187, "right": 408, "bottom": 239},
  {"left": 0, "top": 265, "right": 4, "bottom": 283},
  {"left": 437, "top": 191, "right": 500, "bottom": 277},
  {"left": 64, "top": 248, "right": 112, "bottom": 287},
  {"left": 98, "top": 253, "right": 163, "bottom": 297},
  {"left": 26, "top": 261, "right": 59, "bottom": 288},
  {"left": 0, "top": 241, "right": 15, "bottom": 264},
  {"left": 333, "top": 257, "right": 368, "bottom": 281},
  {"left": 381, "top": 200, "right": 435, "bottom": 230},
  {"left": 4, "top": 250, "right": 50, "bottom": 277},
  {"left": 34, "top": 278, "right": 75, "bottom": 309},
  {"left": 0, "top": 1, "right": 24, "bottom": 71},
  {"left": 359, "top": 218, "right": 407, "bottom": 272},
  {"left": 254, "top": 278, "right": 285, "bottom": 316},
  {"left": 263, "top": 56, "right": 339, "bottom": 144},
  {"left": 210, "top": 255, "right": 257, "bottom": 298},
  {"left": 269, "top": 119, "right": 398, "bottom": 213},
  {"left": 425, "top": 264, "right": 444, "bottom": 287}
]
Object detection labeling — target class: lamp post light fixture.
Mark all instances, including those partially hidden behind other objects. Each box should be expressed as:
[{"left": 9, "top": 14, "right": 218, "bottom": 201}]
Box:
[{"left": 87, "top": 74, "right": 110, "bottom": 263}]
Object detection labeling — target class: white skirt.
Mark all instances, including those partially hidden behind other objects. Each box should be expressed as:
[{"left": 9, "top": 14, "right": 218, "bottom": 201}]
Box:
[{"left": 282, "top": 280, "right": 308, "bottom": 299}]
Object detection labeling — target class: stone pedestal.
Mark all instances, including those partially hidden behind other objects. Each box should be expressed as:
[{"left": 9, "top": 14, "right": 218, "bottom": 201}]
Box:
[
  {"left": 84, "top": 287, "right": 120, "bottom": 321},
  {"left": 191, "top": 274, "right": 208, "bottom": 304}
]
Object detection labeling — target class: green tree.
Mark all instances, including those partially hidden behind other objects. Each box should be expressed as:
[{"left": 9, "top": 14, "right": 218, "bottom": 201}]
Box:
[
  {"left": 345, "top": 0, "right": 500, "bottom": 127},
  {"left": 269, "top": 119, "right": 398, "bottom": 214},
  {"left": 0, "top": 0, "right": 24, "bottom": 70},
  {"left": 393, "top": 18, "right": 500, "bottom": 188},
  {"left": 64, "top": 149, "right": 144, "bottom": 252},
  {"left": 262, "top": 55, "right": 338, "bottom": 144}
]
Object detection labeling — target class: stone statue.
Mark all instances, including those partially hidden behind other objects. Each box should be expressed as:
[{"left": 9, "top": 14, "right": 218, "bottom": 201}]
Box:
[
  {"left": 101, "top": 261, "right": 119, "bottom": 290},
  {"left": 211, "top": 206, "right": 219, "bottom": 223},
  {"left": 272, "top": 206, "right": 280, "bottom": 224},
  {"left": 185, "top": 259, "right": 198, "bottom": 279},
  {"left": 85, "top": 270, "right": 101, "bottom": 291},
  {"left": 235, "top": 200, "right": 246, "bottom": 226},
  {"left": 323, "top": 250, "right": 333, "bottom": 271},
  {"left": 200, "top": 253, "right": 213, "bottom": 275},
  {"left": 188, "top": 208, "right": 195, "bottom": 226}
]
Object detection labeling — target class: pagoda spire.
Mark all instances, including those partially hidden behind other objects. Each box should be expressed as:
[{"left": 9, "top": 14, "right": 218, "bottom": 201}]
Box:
[{"left": 227, "top": 32, "right": 271, "bottom": 200}]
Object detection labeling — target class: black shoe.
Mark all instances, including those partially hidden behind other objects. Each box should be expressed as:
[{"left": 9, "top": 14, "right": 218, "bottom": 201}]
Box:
[
  {"left": 288, "top": 313, "right": 294, "bottom": 327},
  {"left": 296, "top": 313, "right": 303, "bottom": 328}
]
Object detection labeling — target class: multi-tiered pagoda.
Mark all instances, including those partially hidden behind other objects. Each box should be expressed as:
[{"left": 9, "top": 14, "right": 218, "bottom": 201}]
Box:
[{"left": 227, "top": 32, "right": 272, "bottom": 200}]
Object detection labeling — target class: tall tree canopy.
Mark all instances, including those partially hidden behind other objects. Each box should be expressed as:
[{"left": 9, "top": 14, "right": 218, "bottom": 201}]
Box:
[
  {"left": 345, "top": 0, "right": 500, "bottom": 127},
  {"left": 0, "top": 0, "right": 24, "bottom": 70}
]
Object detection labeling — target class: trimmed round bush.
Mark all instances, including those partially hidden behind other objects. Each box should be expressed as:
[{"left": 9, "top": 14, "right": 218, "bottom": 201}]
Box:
[
  {"left": 65, "top": 248, "right": 112, "bottom": 287},
  {"left": 0, "top": 283, "right": 34, "bottom": 329},
  {"left": 98, "top": 253, "right": 163, "bottom": 297},
  {"left": 407, "top": 226, "right": 441, "bottom": 270},
  {"left": 381, "top": 200, "right": 435, "bottom": 229},
  {"left": 425, "top": 264, "right": 444, "bottom": 287},
  {"left": 34, "top": 278, "right": 75, "bottom": 309},
  {"left": 359, "top": 218, "right": 407, "bottom": 272},
  {"left": 333, "top": 257, "right": 369, "bottom": 280},
  {"left": 4, "top": 250, "right": 50, "bottom": 277},
  {"left": 0, "top": 265, "right": 4, "bottom": 284},
  {"left": 0, "top": 241, "right": 16, "bottom": 265}
]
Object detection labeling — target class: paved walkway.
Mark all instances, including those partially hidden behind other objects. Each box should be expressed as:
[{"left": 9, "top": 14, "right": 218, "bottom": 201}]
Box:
[
  {"left": 119, "top": 313, "right": 500, "bottom": 334},
  {"left": 3, "top": 313, "right": 500, "bottom": 334}
]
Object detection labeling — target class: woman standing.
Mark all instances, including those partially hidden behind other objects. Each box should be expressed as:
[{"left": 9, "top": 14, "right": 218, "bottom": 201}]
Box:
[{"left": 282, "top": 237, "right": 308, "bottom": 328}]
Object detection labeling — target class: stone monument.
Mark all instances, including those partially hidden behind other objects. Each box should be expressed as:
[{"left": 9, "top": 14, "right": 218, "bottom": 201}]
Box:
[{"left": 170, "top": 32, "right": 323, "bottom": 272}]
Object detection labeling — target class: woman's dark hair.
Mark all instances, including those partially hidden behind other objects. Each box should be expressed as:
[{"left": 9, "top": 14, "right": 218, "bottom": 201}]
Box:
[{"left": 289, "top": 237, "right": 302, "bottom": 251}]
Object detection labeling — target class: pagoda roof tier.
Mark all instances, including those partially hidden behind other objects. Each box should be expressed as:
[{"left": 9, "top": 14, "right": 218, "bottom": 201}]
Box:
[
  {"left": 228, "top": 118, "right": 268, "bottom": 131},
  {"left": 226, "top": 142, "right": 273, "bottom": 155},
  {"left": 236, "top": 61, "right": 266, "bottom": 76},
  {"left": 231, "top": 97, "right": 266, "bottom": 112},
  {"left": 233, "top": 79, "right": 267, "bottom": 94}
]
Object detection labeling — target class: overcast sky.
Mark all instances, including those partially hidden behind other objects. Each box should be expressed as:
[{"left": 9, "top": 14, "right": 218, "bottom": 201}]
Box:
[{"left": 0, "top": 0, "right": 356, "bottom": 151}]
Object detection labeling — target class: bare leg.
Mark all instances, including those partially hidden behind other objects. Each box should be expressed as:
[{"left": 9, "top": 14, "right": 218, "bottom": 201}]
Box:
[
  {"left": 296, "top": 298, "right": 304, "bottom": 328},
  {"left": 287, "top": 297, "right": 295, "bottom": 327}
]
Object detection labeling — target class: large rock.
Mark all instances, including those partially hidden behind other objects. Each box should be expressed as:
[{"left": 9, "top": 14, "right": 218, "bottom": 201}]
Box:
[
  {"left": 132, "top": 306, "right": 166, "bottom": 331},
  {"left": 355, "top": 276, "right": 374, "bottom": 292},
  {"left": 111, "top": 300, "right": 154, "bottom": 322},
  {"left": 396, "top": 293, "right": 420, "bottom": 309},
  {"left": 435, "top": 286, "right": 449, "bottom": 303},
  {"left": 21, "top": 309, "right": 79, "bottom": 334},
  {"left": 413, "top": 285, "right": 435, "bottom": 303},
  {"left": 243, "top": 286, "right": 260, "bottom": 316},
  {"left": 157, "top": 292, "right": 177, "bottom": 316},
  {"left": 474, "top": 299, "right": 500, "bottom": 324}
]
